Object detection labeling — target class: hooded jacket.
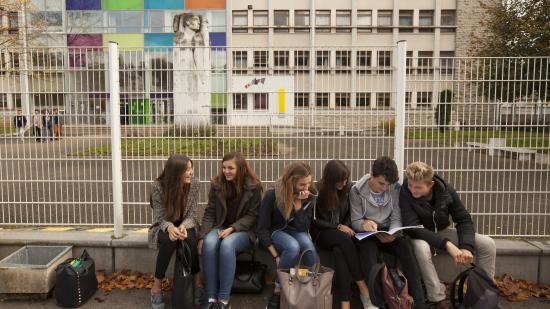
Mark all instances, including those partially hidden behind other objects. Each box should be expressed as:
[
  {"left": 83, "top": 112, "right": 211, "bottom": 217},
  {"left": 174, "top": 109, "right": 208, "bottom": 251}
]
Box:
[
  {"left": 350, "top": 174, "right": 401, "bottom": 232},
  {"left": 400, "top": 175, "right": 475, "bottom": 252},
  {"left": 199, "top": 177, "right": 262, "bottom": 242},
  {"left": 256, "top": 181, "right": 316, "bottom": 248}
]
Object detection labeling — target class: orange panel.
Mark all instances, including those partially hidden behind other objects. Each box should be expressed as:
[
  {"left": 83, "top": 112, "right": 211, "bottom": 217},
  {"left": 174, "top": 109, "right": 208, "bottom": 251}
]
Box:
[{"left": 185, "top": 0, "right": 225, "bottom": 9}]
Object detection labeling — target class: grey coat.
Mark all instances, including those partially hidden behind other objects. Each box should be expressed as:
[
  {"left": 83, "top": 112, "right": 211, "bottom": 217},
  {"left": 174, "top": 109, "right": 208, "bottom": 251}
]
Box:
[
  {"left": 350, "top": 174, "right": 402, "bottom": 232},
  {"left": 148, "top": 179, "right": 202, "bottom": 250}
]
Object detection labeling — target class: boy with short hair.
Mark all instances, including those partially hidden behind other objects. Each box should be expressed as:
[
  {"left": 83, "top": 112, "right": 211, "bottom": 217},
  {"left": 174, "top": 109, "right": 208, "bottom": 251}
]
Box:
[
  {"left": 400, "top": 161, "right": 496, "bottom": 309},
  {"left": 13, "top": 109, "right": 27, "bottom": 143},
  {"left": 350, "top": 156, "right": 426, "bottom": 309}
]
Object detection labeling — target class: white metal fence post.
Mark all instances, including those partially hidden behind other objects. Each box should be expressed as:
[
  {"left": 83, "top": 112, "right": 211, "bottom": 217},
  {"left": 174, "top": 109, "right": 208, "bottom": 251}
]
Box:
[
  {"left": 109, "top": 42, "right": 124, "bottom": 238},
  {"left": 394, "top": 40, "right": 407, "bottom": 183}
]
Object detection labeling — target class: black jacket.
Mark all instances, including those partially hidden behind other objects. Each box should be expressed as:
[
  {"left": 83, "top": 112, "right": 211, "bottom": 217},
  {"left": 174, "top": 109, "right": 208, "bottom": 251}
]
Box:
[
  {"left": 256, "top": 189, "right": 316, "bottom": 248},
  {"left": 400, "top": 175, "right": 475, "bottom": 252},
  {"left": 199, "top": 178, "right": 262, "bottom": 242},
  {"left": 13, "top": 115, "right": 27, "bottom": 128},
  {"left": 311, "top": 182, "right": 352, "bottom": 238}
]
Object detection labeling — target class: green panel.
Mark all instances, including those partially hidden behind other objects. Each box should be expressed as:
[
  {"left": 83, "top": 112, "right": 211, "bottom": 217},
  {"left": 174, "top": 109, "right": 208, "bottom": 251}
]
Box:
[
  {"left": 131, "top": 99, "right": 150, "bottom": 125},
  {"left": 103, "top": 34, "right": 144, "bottom": 50},
  {"left": 211, "top": 93, "right": 227, "bottom": 108},
  {"left": 102, "top": 0, "right": 143, "bottom": 10}
]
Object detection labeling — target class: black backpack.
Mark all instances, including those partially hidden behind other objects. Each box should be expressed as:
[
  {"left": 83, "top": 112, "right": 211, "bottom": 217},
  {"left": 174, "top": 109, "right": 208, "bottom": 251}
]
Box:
[{"left": 450, "top": 264, "right": 501, "bottom": 309}]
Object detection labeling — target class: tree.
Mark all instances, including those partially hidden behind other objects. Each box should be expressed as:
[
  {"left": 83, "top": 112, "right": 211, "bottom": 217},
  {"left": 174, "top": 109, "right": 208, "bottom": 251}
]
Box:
[
  {"left": 472, "top": 0, "right": 550, "bottom": 102},
  {"left": 436, "top": 90, "right": 453, "bottom": 132}
]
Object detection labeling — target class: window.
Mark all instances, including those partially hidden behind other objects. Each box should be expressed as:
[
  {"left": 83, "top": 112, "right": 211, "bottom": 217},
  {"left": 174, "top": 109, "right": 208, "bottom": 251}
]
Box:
[
  {"left": 274, "top": 10, "right": 289, "bottom": 32},
  {"left": 147, "top": 11, "right": 165, "bottom": 33},
  {"left": 254, "top": 93, "right": 268, "bottom": 110},
  {"left": 107, "top": 11, "right": 143, "bottom": 33},
  {"left": 417, "top": 91, "right": 432, "bottom": 108},
  {"left": 232, "top": 10, "right": 248, "bottom": 33},
  {"left": 316, "top": 50, "right": 330, "bottom": 70},
  {"left": 441, "top": 10, "right": 456, "bottom": 32},
  {"left": 377, "top": 51, "right": 391, "bottom": 67},
  {"left": 68, "top": 11, "right": 103, "bottom": 32},
  {"left": 0, "top": 94, "right": 6, "bottom": 109},
  {"left": 32, "top": 52, "right": 64, "bottom": 68},
  {"left": 356, "top": 93, "right": 371, "bottom": 108},
  {"left": 335, "top": 93, "right": 350, "bottom": 108},
  {"left": 295, "top": 10, "right": 310, "bottom": 32},
  {"left": 405, "top": 92, "right": 412, "bottom": 105},
  {"left": 233, "top": 93, "right": 247, "bottom": 110},
  {"left": 377, "top": 10, "right": 392, "bottom": 33},
  {"left": 336, "top": 10, "right": 351, "bottom": 32},
  {"left": 419, "top": 10, "right": 434, "bottom": 32},
  {"left": 31, "top": 11, "right": 63, "bottom": 27},
  {"left": 253, "top": 50, "right": 268, "bottom": 73},
  {"left": 8, "top": 12, "right": 18, "bottom": 34},
  {"left": 274, "top": 50, "right": 289, "bottom": 74},
  {"left": 295, "top": 50, "right": 310, "bottom": 67},
  {"left": 357, "top": 10, "right": 372, "bottom": 26},
  {"left": 335, "top": 50, "right": 350, "bottom": 69},
  {"left": 32, "top": 0, "right": 62, "bottom": 11},
  {"left": 417, "top": 51, "right": 433, "bottom": 74},
  {"left": 440, "top": 51, "right": 455, "bottom": 74},
  {"left": 232, "top": 51, "right": 247, "bottom": 74},
  {"left": 357, "top": 51, "right": 371, "bottom": 67},
  {"left": 316, "top": 10, "right": 330, "bottom": 32},
  {"left": 253, "top": 10, "right": 268, "bottom": 33},
  {"left": 399, "top": 10, "right": 413, "bottom": 33},
  {"left": 33, "top": 93, "right": 64, "bottom": 108},
  {"left": 316, "top": 93, "right": 329, "bottom": 108},
  {"left": 295, "top": 93, "right": 310, "bottom": 108},
  {"left": 0, "top": 52, "right": 19, "bottom": 72},
  {"left": 406, "top": 51, "right": 413, "bottom": 74},
  {"left": 377, "top": 93, "right": 391, "bottom": 108}
]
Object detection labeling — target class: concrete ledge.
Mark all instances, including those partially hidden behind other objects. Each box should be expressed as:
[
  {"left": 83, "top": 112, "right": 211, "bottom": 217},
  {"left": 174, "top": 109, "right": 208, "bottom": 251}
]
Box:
[{"left": 1, "top": 228, "right": 549, "bottom": 284}]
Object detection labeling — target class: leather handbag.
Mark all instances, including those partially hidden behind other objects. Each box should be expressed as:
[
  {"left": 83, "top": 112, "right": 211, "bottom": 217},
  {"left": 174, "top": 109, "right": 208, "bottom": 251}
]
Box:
[
  {"left": 54, "top": 250, "right": 98, "bottom": 308},
  {"left": 278, "top": 249, "right": 334, "bottom": 309},
  {"left": 172, "top": 240, "right": 195, "bottom": 309},
  {"left": 231, "top": 250, "right": 267, "bottom": 294}
]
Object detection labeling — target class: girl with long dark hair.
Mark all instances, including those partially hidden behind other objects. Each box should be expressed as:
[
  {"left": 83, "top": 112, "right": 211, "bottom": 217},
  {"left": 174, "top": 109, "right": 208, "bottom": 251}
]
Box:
[
  {"left": 198, "top": 152, "right": 262, "bottom": 309},
  {"left": 312, "top": 160, "right": 374, "bottom": 309},
  {"left": 148, "top": 154, "right": 202, "bottom": 309}
]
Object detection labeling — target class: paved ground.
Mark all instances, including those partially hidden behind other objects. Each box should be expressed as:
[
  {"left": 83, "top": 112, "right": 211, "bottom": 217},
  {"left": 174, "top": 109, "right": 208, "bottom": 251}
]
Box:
[
  {"left": 0, "top": 134, "right": 549, "bottom": 235},
  {"left": 1, "top": 286, "right": 549, "bottom": 309}
]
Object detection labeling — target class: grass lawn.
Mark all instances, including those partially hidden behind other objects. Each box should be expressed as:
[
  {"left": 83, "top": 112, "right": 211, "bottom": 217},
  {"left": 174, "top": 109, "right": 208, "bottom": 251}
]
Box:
[
  {"left": 406, "top": 129, "right": 549, "bottom": 152},
  {"left": 0, "top": 127, "right": 15, "bottom": 135},
  {"left": 75, "top": 138, "right": 278, "bottom": 157}
]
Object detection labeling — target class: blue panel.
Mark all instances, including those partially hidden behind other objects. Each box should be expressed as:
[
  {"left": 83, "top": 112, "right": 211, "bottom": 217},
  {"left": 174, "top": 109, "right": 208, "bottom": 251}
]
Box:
[
  {"left": 145, "top": 0, "right": 184, "bottom": 9},
  {"left": 67, "top": 0, "right": 101, "bottom": 10},
  {"left": 145, "top": 33, "right": 174, "bottom": 49},
  {"left": 209, "top": 32, "right": 226, "bottom": 47}
]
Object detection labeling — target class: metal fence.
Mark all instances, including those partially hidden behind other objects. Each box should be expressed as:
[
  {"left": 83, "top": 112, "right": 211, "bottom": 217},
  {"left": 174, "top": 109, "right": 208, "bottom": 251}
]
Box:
[{"left": 0, "top": 42, "right": 548, "bottom": 237}]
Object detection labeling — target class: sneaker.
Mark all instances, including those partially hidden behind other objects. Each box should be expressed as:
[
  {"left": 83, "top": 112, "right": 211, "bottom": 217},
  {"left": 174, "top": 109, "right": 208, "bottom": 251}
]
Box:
[
  {"left": 266, "top": 292, "right": 280, "bottom": 309},
  {"left": 217, "top": 301, "right": 231, "bottom": 309},
  {"left": 360, "top": 294, "right": 377, "bottom": 309},
  {"left": 150, "top": 291, "right": 165, "bottom": 309},
  {"left": 201, "top": 301, "right": 219, "bottom": 309}
]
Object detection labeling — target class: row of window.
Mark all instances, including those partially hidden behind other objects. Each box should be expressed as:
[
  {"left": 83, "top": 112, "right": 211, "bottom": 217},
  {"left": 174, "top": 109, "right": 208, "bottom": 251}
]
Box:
[
  {"left": 232, "top": 9, "right": 456, "bottom": 33},
  {"left": 232, "top": 92, "right": 435, "bottom": 110}
]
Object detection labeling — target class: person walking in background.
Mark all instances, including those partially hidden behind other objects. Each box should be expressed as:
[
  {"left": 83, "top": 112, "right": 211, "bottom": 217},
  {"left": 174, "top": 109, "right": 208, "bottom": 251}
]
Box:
[
  {"left": 312, "top": 159, "right": 375, "bottom": 309},
  {"left": 148, "top": 154, "right": 203, "bottom": 309},
  {"left": 13, "top": 108, "right": 27, "bottom": 143},
  {"left": 32, "top": 109, "right": 43, "bottom": 142},
  {"left": 42, "top": 109, "right": 53, "bottom": 143},
  {"left": 199, "top": 152, "right": 263, "bottom": 309},
  {"left": 52, "top": 108, "right": 62, "bottom": 140}
]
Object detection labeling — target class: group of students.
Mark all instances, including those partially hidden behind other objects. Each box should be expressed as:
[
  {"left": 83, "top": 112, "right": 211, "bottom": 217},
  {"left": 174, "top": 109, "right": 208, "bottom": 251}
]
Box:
[
  {"left": 148, "top": 152, "right": 496, "bottom": 309},
  {"left": 12, "top": 108, "right": 62, "bottom": 143}
]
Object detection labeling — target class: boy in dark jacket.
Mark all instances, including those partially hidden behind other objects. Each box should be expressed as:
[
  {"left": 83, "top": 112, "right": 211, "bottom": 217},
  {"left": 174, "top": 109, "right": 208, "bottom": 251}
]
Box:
[
  {"left": 400, "top": 161, "right": 496, "bottom": 309},
  {"left": 13, "top": 109, "right": 27, "bottom": 142}
]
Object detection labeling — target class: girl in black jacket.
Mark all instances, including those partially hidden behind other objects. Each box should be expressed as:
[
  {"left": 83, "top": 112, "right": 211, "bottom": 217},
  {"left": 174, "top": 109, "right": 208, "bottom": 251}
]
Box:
[
  {"left": 256, "top": 162, "right": 318, "bottom": 309},
  {"left": 312, "top": 160, "right": 374, "bottom": 309}
]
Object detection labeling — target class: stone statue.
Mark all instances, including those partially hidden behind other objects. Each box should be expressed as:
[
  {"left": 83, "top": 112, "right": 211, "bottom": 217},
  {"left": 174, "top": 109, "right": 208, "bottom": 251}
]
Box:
[{"left": 172, "top": 12, "right": 211, "bottom": 125}]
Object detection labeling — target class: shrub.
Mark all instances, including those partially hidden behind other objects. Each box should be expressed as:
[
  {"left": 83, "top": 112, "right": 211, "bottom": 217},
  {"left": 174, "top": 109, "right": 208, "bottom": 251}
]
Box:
[{"left": 378, "top": 118, "right": 396, "bottom": 135}]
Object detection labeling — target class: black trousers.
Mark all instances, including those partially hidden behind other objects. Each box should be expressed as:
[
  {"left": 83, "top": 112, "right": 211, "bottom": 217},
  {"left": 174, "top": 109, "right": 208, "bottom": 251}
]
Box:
[
  {"left": 316, "top": 229, "right": 363, "bottom": 301},
  {"left": 358, "top": 236, "right": 426, "bottom": 309},
  {"left": 155, "top": 228, "right": 199, "bottom": 280}
]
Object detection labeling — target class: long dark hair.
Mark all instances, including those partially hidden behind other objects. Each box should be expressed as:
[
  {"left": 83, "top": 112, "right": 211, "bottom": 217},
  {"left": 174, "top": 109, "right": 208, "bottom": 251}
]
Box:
[
  {"left": 157, "top": 154, "right": 193, "bottom": 222},
  {"left": 212, "top": 152, "right": 260, "bottom": 200},
  {"left": 317, "top": 160, "right": 351, "bottom": 211}
]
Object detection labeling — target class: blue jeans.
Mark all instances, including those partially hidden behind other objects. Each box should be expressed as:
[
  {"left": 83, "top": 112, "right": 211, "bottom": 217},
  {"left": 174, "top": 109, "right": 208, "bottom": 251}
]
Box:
[
  {"left": 201, "top": 228, "right": 252, "bottom": 301},
  {"left": 271, "top": 229, "right": 319, "bottom": 287}
]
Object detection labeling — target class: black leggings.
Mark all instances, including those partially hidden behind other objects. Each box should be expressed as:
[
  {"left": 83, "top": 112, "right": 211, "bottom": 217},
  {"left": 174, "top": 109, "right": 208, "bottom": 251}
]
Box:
[
  {"left": 358, "top": 236, "right": 426, "bottom": 309},
  {"left": 316, "top": 229, "right": 363, "bottom": 301},
  {"left": 155, "top": 228, "right": 199, "bottom": 279}
]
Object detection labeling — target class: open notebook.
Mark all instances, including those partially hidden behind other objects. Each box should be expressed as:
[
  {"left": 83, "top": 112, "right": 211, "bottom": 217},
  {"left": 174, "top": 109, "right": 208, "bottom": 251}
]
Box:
[{"left": 354, "top": 225, "right": 424, "bottom": 241}]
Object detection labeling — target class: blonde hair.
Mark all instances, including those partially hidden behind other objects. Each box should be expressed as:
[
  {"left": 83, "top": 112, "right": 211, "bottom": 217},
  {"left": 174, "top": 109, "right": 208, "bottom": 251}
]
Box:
[
  {"left": 278, "top": 162, "right": 312, "bottom": 219},
  {"left": 405, "top": 161, "right": 434, "bottom": 183}
]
